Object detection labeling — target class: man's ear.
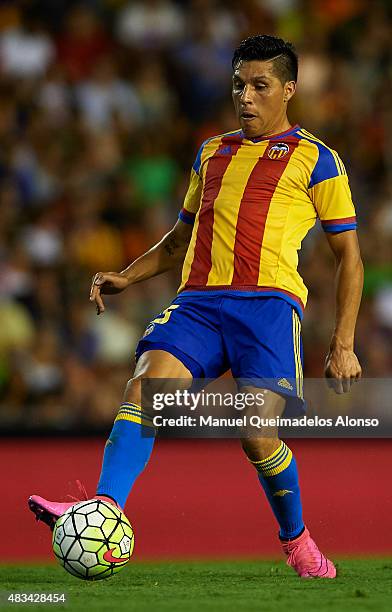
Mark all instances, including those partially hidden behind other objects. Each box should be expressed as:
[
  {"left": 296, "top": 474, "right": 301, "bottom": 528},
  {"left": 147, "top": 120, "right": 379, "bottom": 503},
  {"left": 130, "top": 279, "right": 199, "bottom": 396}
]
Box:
[{"left": 283, "top": 80, "right": 296, "bottom": 102}]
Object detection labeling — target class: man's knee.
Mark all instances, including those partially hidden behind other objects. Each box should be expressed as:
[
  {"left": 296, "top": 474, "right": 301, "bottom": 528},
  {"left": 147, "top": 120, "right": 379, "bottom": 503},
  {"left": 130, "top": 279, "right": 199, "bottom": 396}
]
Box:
[
  {"left": 123, "top": 370, "right": 168, "bottom": 407},
  {"left": 123, "top": 372, "right": 145, "bottom": 405},
  {"left": 123, "top": 349, "right": 192, "bottom": 405}
]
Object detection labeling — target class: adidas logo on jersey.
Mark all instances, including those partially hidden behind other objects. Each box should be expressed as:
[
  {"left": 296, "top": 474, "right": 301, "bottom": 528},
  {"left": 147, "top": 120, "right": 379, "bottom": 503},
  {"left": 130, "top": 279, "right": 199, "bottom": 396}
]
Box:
[{"left": 277, "top": 378, "right": 293, "bottom": 391}]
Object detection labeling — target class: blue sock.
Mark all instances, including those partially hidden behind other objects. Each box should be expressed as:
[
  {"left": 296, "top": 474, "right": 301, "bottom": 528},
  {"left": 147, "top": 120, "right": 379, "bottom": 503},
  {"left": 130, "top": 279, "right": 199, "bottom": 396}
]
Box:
[
  {"left": 96, "top": 403, "right": 155, "bottom": 509},
  {"left": 251, "top": 441, "right": 304, "bottom": 539}
]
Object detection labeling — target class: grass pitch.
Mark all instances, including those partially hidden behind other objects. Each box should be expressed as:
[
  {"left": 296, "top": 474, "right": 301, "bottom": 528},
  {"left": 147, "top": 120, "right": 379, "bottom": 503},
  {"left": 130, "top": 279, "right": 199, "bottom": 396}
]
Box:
[{"left": 1, "top": 559, "right": 392, "bottom": 611}]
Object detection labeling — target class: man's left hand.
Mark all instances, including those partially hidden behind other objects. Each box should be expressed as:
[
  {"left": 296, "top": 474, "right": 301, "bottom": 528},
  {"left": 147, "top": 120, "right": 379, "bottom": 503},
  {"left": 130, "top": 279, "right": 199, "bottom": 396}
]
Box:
[{"left": 324, "top": 344, "right": 362, "bottom": 394}]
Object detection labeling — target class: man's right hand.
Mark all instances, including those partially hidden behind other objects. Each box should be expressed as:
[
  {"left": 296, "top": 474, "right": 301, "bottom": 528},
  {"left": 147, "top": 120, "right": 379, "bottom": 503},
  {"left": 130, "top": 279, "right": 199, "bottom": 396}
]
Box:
[{"left": 89, "top": 272, "right": 130, "bottom": 315}]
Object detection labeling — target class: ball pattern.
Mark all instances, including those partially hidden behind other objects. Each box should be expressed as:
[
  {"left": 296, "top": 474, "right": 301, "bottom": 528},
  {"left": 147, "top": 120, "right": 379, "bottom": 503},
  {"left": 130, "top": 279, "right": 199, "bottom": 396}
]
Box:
[{"left": 52, "top": 500, "right": 134, "bottom": 580}]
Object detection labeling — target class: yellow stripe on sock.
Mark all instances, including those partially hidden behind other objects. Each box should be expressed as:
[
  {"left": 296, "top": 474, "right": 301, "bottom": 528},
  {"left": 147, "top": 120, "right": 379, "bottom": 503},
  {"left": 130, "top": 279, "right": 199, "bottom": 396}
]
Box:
[
  {"left": 122, "top": 402, "right": 142, "bottom": 411},
  {"left": 121, "top": 403, "right": 143, "bottom": 415},
  {"left": 260, "top": 446, "right": 289, "bottom": 470},
  {"left": 118, "top": 407, "right": 152, "bottom": 421},
  {"left": 114, "top": 412, "right": 155, "bottom": 428},
  {"left": 251, "top": 442, "right": 293, "bottom": 476},
  {"left": 252, "top": 447, "right": 289, "bottom": 474},
  {"left": 261, "top": 448, "right": 292, "bottom": 476},
  {"left": 119, "top": 403, "right": 152, "bottom": 421}
]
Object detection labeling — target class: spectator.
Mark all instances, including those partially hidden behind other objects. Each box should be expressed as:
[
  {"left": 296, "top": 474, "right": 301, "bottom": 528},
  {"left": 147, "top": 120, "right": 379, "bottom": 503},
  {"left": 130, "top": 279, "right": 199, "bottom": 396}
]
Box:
[
  {"left": 0, "top": 14, "right": 54, "bottom": 79},
  {"left": 116, "top": 0, "right": 184, "bottom": 50},
  {"left": 56, "top": 5, "right": 112, "bottom": 81},
  {"left": 75, "top": 55, "right": 142, "bottom": 132}
]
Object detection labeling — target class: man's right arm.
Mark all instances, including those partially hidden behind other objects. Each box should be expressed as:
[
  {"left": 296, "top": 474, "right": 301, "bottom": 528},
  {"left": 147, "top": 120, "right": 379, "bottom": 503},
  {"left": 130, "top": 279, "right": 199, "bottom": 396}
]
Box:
[
  {"left": 90, "top": 143, "right": 204, "bottom": 314},
  {"left": 121, "top": 218, "right": 193, "bottom": 284},
  {"left": 89, "top": 219, "right": 193, "bottom": 315}
]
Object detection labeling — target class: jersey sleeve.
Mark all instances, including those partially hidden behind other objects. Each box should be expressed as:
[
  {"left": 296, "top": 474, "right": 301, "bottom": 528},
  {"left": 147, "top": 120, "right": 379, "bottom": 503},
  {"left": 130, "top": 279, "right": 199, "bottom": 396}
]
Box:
[
  {"left": 178, "top": 142, "right": 205, "bottom": 225},
  {"left": 308, "top": 146, "right": 357, "bottom": 233}
]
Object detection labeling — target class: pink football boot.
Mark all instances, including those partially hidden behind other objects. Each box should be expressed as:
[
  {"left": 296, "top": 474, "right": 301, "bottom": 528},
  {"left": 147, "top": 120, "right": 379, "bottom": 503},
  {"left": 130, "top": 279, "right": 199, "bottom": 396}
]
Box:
[
  {"left": 28, "top": 496, "right": 80, "bottom": 530},
  {"left": 282, "top": 527, "right": 337, "bottom": 578},
  {"left": 28, "top": 482, "right": 119, "bottom": 531}
]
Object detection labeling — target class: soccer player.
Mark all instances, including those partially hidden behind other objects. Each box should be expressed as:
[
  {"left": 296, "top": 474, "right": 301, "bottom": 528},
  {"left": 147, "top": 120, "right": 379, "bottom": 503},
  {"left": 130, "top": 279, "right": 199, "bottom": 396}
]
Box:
[{"left": 29, "top": 35, "right": 363, "bottom": 578}]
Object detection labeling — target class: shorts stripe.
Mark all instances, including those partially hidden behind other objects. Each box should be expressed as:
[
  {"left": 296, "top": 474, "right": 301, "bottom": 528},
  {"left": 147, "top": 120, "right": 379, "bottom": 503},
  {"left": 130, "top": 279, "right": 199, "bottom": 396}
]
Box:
[
  {"left": 297, "top": 313, "right": 303, "bottom": 398},
  {"left": 292, "top": 312, "right": 303, "bottom": 399},
  {"left": 297, "top": 314, "right": 303, "bottom": 398}
]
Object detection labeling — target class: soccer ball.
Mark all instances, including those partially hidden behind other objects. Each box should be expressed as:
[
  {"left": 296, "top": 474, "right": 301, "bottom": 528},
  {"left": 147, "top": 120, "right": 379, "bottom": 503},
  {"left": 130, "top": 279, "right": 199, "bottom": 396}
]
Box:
[{"left": 52, "top": 500, "right": 134, "bottom": 580}]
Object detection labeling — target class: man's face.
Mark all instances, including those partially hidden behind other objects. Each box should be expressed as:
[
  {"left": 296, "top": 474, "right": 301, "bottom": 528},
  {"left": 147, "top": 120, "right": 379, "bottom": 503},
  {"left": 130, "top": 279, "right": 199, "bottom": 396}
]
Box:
[{"left": 232, "top": 60, "right": 295, "bottom": 138}]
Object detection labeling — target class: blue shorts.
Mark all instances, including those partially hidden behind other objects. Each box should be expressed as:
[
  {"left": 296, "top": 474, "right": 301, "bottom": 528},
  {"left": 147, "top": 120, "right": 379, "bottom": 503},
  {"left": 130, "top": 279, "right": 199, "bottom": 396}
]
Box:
[{"left": 135, "top": 293, "right": 304, "bottom": 415}]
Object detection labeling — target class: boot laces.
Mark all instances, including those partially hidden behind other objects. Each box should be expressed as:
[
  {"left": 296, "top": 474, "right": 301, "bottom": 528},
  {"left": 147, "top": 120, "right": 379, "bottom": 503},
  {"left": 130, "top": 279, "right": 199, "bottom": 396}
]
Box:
[{"left": 66, "top": 480, "right": 89, "bottom": 503}]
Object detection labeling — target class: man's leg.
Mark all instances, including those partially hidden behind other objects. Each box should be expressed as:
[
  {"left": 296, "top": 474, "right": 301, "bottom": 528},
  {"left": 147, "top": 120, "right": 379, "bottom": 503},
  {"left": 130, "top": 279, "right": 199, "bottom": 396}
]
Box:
[
  {"left": 240, "top": 389, "right": 336, "bottom": 578},
  {"left": 96, "top": 350, "right": 192, "bottom": 508},
  {"left": 29, "top": 349, "right": 192, "bottom": 526},
  {"left": 240, "top": 390, "right": 304, "bottom": 541},
  {"left": 241, "top": 436, "right": 304, "bottom": 541}
]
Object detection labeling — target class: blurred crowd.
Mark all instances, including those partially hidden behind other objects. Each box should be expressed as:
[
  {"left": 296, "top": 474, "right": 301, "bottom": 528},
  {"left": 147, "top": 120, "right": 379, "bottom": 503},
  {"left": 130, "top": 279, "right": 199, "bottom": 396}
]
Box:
[{"left": 0, "top": 0, "right": 392, "bottom": 431}]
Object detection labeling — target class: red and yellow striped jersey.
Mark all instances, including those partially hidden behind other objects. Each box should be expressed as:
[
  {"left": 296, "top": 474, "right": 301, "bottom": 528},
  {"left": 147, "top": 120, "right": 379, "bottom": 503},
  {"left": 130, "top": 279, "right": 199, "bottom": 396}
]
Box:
[{"left": 178, "top": 125, "right": 357, "bottom": 315}]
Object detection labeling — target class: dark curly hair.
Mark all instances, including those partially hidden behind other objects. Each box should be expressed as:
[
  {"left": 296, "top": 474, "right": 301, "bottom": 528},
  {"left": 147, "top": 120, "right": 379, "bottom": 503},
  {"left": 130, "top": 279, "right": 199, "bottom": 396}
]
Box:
[{"left": 232, "top": 35, "right": 298, "bottom": 83}]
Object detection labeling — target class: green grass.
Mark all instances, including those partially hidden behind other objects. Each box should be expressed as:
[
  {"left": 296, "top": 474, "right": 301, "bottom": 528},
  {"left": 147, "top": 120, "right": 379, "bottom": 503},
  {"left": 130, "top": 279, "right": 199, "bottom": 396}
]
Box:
[{"left": 1, "top": 559, "right": 392, "bottom": 612}]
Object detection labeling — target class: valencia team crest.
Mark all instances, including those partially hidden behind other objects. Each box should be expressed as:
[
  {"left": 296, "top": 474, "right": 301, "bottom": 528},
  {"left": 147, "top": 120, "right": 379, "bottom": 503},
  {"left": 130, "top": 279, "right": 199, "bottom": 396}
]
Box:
[{"left": 268, "top": 142, "right": 289, "bottom": 159}]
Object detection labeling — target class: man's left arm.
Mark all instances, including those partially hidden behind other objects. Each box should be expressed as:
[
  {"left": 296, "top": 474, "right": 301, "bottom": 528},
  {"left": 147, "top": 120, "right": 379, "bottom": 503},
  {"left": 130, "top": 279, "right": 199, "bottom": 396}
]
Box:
[{"left": 325, "top": 230, "right": 363, "bottom": 393}]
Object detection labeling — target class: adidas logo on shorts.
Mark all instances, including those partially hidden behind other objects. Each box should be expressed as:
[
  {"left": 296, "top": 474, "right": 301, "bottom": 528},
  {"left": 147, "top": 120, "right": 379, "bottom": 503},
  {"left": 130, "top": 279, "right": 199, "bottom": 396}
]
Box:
[{"left": 277, "top": 378, "right": 293, "bottom": 391}]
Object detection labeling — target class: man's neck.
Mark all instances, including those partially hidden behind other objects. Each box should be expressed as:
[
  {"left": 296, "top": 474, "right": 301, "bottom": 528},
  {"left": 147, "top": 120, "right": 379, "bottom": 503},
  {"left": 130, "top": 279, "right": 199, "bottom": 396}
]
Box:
[{"left": 253, "top": 117, "right": 292, "bottom": 139}]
